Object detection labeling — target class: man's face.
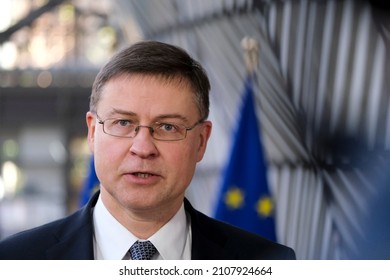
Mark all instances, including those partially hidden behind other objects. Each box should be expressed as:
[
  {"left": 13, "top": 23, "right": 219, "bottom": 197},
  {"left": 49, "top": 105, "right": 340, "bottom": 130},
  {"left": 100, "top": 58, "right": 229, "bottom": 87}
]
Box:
[{"left": 86, "top": 74, "right": 211, "bottom": 215}]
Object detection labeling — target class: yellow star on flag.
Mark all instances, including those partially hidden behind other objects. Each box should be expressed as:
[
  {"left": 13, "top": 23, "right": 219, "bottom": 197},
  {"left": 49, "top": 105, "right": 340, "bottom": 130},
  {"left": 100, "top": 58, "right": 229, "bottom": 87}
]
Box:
[
  {"left": 256, "top": 196, "right": 274, "bottom": 218},
  {"left": 224, "top": 187, "right": 244, "bottom": 209}
]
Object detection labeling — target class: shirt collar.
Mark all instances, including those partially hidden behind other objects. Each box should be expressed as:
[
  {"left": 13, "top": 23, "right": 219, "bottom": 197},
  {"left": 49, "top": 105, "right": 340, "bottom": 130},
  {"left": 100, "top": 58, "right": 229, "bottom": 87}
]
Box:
[
  {"left": 93, "top": 194, "right": 190, "bottom": 260},
  {"left": 93, "top": 196, "right": 136, "bottom": 259},
  {"left": 148, "top": 202, "right": 190, "bottom": 260}
]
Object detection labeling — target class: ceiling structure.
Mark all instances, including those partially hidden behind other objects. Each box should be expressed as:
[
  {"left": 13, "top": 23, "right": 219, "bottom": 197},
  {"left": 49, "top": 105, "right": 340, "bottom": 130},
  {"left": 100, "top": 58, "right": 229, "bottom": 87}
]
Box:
[{"left": 1, "top": 0, "right": 389, "bottom": 259}]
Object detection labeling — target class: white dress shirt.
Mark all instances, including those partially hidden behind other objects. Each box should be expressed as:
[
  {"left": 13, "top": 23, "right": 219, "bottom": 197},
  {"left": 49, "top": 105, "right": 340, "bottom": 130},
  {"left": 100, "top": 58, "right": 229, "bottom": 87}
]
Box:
[{"left": 92, "top": 195, "right": 192, "bottom": 260}]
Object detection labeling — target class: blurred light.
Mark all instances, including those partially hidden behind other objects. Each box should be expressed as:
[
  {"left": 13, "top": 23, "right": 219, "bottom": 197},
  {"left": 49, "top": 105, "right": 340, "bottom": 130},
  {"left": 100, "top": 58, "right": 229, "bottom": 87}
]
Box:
[
  {"left": 98, "top": 26, "right": 116, "bottom": 46},
  {"left": 0, "top": 176, "right": 4, "bottom": 200},
  {"left": 59, "top": 4, "right": 75, "bottom": 23},
  {"left": 29, "top": 36, "right": 48, "bottom": 68},
  {"left": 49, "top": 140, "right": 67, "bottom": 164},
  {"left": 37, "top": 70, "right": 52, "bottom": 88},
  {"left": 86, "top": 46, "right": 107, "bottom": 65},
  {"left": 1, "top": 161, "right": 21, "bottom": 197},
  {"left": 2, "top": 139, "right": 19, "bottom": 159},
  {"left": 86, "top": 26, "right": 116, "bottom": 65},
  {"left": 0, "top": 0, "right": 11, "bottom": 31},
  {"left": 19, "top": 71, "right": 35, "bottom": 87},
  {"left": 0, "top": 42, "right": 18, "bottom": 69}
]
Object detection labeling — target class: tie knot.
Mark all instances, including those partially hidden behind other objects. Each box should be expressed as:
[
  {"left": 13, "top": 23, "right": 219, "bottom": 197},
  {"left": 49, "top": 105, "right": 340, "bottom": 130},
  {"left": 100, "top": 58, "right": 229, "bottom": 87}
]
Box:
[{"left": 129, "top": 240, "right": 157, "bottom": 260}]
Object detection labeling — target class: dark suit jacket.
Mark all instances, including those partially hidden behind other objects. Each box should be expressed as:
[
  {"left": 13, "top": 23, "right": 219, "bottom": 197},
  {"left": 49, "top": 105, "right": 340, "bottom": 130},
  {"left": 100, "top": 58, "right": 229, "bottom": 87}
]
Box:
[{"left": 0, "top": 192, "right": 296, "bottom": 260}]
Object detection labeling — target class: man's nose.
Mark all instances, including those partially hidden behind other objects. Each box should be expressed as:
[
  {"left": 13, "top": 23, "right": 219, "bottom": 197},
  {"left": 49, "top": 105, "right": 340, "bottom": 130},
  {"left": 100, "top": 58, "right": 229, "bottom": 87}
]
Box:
[{"left": 129, "top": 126, "right": 158, "bottom": 158}]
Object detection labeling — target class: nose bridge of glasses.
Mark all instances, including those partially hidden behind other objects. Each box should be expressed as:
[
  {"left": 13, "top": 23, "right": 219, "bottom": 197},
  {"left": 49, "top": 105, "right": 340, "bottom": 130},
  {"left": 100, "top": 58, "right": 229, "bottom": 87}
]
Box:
[{"left": 134, "top": 125, "right": 155, "bottom": 136}]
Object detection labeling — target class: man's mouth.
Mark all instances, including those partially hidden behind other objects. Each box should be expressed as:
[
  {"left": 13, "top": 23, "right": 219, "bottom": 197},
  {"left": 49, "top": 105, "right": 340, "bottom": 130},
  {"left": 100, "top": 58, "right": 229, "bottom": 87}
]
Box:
[{"left": 133, "top": 172, "right": 154, "bottom": 178}]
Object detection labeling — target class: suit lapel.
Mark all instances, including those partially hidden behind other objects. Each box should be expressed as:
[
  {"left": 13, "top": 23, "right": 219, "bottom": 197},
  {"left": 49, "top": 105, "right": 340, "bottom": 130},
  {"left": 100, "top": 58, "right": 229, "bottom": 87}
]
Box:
[
  {"left": 43, "top": 194, "right": 237, "bottom": 259},
  {"left": 46, "top": 192, "right": 99, "bottom": 260},
  {"left": 184, "top": 199, "right": 235, "bottom": 260}
]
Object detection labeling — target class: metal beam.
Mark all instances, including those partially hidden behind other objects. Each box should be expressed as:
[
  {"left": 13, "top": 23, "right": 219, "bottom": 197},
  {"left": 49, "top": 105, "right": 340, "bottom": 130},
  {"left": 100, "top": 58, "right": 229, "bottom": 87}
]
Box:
[{"left": 0, "top": 0, "right": 67, "bottom": 44}]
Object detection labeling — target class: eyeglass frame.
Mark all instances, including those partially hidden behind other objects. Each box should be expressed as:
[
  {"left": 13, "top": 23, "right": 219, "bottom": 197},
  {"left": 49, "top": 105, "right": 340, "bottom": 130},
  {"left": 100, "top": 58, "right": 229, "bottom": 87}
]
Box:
[{"left": 95, "top": 113, "right": 205, "bottom": 141}]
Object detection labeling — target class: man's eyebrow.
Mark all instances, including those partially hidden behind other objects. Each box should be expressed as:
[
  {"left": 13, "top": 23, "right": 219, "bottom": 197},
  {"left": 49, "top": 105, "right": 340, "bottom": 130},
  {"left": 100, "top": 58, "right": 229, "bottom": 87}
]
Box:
[
  {"left": 108, "top": 108, "right": 137, "bottom": 117},
  {"left": 107, "top": 109, "right": 190, "bottom": 123},
  {"left": 154, "top": 114, "right": 189, "bottom": 123}
]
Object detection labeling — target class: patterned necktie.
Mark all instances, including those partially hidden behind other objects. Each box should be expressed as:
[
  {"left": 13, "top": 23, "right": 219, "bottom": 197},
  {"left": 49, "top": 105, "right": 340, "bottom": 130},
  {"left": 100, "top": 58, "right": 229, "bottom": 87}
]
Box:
[{"left": 129, "top": 240, "right": 157, "bottom": 260}]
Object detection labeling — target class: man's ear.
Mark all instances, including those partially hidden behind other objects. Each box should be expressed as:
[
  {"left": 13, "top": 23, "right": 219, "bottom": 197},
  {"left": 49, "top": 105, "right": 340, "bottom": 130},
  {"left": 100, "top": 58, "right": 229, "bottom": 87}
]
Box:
[
  {"left": 196, "top": 120, "right": 212, "bottom": 162},
  {"left": 86, "top": 112, "right": 96, "bottom": 153}
]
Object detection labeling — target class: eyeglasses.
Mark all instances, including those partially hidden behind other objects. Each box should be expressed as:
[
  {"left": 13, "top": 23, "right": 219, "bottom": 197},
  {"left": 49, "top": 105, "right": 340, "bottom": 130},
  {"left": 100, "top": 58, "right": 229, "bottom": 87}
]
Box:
[{"left": 96, "top": 114, "right": 204, "bottom": 141}]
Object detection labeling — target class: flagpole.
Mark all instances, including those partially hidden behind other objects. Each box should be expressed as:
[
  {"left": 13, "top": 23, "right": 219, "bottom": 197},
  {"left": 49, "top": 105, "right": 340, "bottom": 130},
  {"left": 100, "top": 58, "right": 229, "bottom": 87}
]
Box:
[
  {"left": 214, "top": 36, "right": 277, "bottom": 241},
  {"left": 241, "top": 36, "right": 259, "bottom": 76}
]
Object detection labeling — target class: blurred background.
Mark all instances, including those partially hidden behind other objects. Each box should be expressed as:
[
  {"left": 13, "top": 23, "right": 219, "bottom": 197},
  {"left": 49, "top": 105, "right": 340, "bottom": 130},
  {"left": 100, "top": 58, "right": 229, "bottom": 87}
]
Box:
[{"left": 0, "top": 0, "right": 389, "bottom": 259}]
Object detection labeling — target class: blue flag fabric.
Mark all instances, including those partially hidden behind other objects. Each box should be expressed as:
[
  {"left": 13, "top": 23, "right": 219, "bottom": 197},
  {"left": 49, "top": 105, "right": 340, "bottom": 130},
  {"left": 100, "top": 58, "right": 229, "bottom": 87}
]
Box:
[
  {"left": 214, "top": 77, "right": 277, "bottom": 241},
  {"left": 79, "top": 156, "right": 100, "bottom": 207}
]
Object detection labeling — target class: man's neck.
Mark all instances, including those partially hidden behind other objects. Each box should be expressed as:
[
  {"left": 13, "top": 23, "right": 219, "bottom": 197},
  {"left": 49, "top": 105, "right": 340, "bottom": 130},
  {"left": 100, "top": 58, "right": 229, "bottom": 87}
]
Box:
[{"left": 100, "top": 190, "right": 183, "bottom": 239}]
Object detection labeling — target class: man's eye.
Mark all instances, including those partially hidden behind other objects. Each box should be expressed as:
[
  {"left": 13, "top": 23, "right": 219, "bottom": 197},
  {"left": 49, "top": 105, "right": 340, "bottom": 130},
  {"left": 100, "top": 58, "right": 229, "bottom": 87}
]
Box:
[
  {"left": 159, "top": 123, "right": 178, "bottom": 132},
  {"left": 113, "top": 120, "right": 132, "bottom": 127}
]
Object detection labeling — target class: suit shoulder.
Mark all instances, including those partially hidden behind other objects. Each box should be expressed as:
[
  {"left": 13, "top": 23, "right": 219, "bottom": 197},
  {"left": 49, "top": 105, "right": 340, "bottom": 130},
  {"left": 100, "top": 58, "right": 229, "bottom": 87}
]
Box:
[
  {"left": 210, "top": 218, "right": 296, "bottom": 259},
  {"left": 188, "top": 203, "right": 296, "bottom": 260},
  {"left": 0, "top": 207, "right": 89, "bottom": 259},
  {"left": 2, "top": 207, "right": 87, "bottom": 240}
]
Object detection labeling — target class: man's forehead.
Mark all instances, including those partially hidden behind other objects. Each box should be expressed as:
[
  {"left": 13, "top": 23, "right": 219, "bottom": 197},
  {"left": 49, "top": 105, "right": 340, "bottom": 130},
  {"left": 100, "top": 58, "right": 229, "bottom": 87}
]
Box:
[
  {"left": 97, "top": 73, "right": 200, "bottom": 119},
  {"left": 106, "top": 72, "right": 192, "bottom": 88},
  {"left": 105, "top": 108, "right": 189, "bottom": 121}
]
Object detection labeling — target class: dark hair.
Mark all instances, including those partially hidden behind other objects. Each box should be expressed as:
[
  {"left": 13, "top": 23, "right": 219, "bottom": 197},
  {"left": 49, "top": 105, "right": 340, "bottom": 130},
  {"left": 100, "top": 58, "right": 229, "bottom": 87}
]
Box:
[{"left": 90, "top": 41, "right": 210, "bottom": 120}]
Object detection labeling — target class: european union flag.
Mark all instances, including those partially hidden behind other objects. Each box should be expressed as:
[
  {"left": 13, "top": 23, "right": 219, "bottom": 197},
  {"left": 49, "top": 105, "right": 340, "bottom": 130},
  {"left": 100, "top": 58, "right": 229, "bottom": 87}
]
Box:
[
  {"left": 79, "top": 156, "right": 100, "bottom": 207},
  {"left": 214, "top": 77, "right": 276, "bottom": 241}
]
